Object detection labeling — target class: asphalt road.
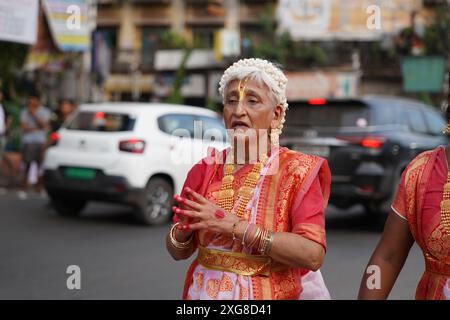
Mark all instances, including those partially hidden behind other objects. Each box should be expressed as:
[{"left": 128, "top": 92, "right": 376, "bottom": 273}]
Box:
[{"left": 0, "top": 191, "right": 423, "bottom": 300}]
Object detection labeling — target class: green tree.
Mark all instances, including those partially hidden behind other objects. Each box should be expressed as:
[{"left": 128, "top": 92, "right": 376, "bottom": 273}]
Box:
[
  {"left": 157, "top": 31, "right": 193, "bottom": 105},
  {"left": 423, "top": 4, "right": 450, "bottom": 56},
  {"left": 164, "top": 47, "right": 192, "bottom": 104},
  {"left": 0, "top": 41, "right": 28, "bottom": 98},
  {"left": 250, "top": 4, "right": 327, "bottom": 68}
]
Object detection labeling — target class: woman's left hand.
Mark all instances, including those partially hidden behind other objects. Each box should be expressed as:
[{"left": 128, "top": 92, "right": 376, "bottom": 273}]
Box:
[{"left": 173, "top": 187, "right": 241, "bottom": 235}]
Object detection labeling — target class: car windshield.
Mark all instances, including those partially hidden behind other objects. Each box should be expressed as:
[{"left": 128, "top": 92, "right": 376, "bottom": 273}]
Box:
[
  {"left": 66, "top": 111, "right": 135, "bottom": 132},
  {"left": 285, "top": 101, "right": 371, "bottom": 130}
]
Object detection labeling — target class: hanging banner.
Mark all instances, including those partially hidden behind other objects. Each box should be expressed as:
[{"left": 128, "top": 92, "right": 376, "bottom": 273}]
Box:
[
  {"left": 277, "top": 0, "right": 422, "bottom": 41},
  {"left": 42, "top": 0, "right": 90, "bottom": 51},
  {"left": 0, "top": 0, "right": 39, "bottom": 44}
]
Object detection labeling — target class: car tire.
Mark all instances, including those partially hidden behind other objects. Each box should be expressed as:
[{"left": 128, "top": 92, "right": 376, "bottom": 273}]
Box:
[
  {"left": 49, "top": 195, "right": 87, "bottom": 217},
  {"left": 134, "top": 177, "right": 174, "bottom": 226}
]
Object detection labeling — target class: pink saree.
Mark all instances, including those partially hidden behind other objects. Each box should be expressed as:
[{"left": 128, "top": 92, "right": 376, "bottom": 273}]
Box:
[
  {"left": 174, "top": 146, "right": 331, "bottom": 300},
  {"left": 392, "top": 146, "right": 450, "bottom": 299}
]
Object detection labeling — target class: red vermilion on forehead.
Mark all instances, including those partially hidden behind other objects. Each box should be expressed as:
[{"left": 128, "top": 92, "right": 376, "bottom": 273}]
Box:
[
  {"left": 238, "top": 78, "right": 248, "bottom": 102},
  {"left": 238, "top": 80, "right": 245, "bottom": 101}
]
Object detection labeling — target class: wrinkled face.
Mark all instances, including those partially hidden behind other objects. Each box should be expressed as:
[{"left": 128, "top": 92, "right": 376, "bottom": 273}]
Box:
[{"left": 223, "top": 78, "right": 283, "bottom": 139}]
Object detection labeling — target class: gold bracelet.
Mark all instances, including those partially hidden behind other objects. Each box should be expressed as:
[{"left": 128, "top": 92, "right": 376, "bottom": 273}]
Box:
[
  {"left": 258, "top": 229, "right": 269, "bottom": 254},
  {"left": 232, "top": 220, "right": 245, "bottom": 242},
  {"left": 259, "top": 229, "right": 272, "bottom": 254},
  {"left": 169, "top": 222, "right": 193, "bottom": 250},
  {"left": 247, "top": 226, "right": 262, "bottom": 249},
  {"left": 265, "top": 231, "right": 274, "bottom": 254}
]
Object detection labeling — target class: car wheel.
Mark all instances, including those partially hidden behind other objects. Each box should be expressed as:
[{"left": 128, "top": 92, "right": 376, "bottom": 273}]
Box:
[
  {"left": 49, "top": 195, "right": 87, "bottom": 217},
  {"left": 135, "top": 177, "right": 173, "bottom": 225}
]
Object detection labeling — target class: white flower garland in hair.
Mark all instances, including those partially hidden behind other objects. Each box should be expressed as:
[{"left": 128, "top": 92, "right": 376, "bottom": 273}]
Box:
[{"left": 218, "top": 58, "right": 289, "bottom": 144}]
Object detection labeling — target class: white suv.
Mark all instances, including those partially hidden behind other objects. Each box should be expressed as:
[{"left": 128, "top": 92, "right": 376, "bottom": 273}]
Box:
[{"left": 43, "top": 103, "right": 228, "bottom": 225}]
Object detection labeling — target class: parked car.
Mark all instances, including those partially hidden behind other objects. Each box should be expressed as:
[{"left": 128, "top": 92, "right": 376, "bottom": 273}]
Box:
[
  {"left": 280, "top": 95, "right": 450, "bottom": 215},
  {"left": 43, "top": 103, "right": 228, "bottom": 225}
]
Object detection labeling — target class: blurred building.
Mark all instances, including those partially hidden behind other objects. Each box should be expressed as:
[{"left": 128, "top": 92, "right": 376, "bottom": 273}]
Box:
[
  {"left": 94, "top": 0, "right": 274, "bottom": 104},
  {"left": 91, "top": 0, "right": 448, "bottom": 105},
  {"left": 4, "top": 0, "right": 96, "bottom": 108}
]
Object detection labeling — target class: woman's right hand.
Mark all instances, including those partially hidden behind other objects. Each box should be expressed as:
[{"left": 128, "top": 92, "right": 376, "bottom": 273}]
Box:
[{"left": 172, "top": 194, "right": 195, "bottom": 242}]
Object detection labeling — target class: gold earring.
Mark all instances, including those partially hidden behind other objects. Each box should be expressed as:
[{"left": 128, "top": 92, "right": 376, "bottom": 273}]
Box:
[
  {"left": 443, "top": 120, "right": 450, "bottom": 135},
  {"left": 270, "top": 129, "right": 279, "bottom": 149}
]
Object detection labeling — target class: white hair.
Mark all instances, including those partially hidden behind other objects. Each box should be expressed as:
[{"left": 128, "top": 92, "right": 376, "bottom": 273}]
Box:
[{"left": 218, "top": 58, "right": 289, "bottom": 136}]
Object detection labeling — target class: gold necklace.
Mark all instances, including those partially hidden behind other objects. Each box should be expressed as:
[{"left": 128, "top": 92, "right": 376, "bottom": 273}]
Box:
[
  {"left": 439, "top": 172, "right": 450, "bottom": 235},
  {"left": 218, "top": 154, "right": 268, "bottom": 220}
]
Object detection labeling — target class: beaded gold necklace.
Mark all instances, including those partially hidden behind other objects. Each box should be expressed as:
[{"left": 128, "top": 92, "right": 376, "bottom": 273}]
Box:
[
  {"left": 440, "top": 172, "right": 450, "bottom": 235},
  {"left": 218, "top": 153, "right": 268, "bottom": 220}
]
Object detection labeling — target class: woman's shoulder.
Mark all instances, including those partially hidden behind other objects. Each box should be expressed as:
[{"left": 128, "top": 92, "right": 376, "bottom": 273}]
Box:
[
  {"left": 405, "top": 147, "right": 440, "bottom": 173},
  {"left": 281, "top": 147, "right": 327, "bottom": 166},
  {"left": 401, "top": 147, "right": 442, "bottom": 188},
  {"left": 188, "top": 147, "right": 226, "bottom": 173},
  {"left": 279, "top": 148, "right": 329, "bottom": 179}
]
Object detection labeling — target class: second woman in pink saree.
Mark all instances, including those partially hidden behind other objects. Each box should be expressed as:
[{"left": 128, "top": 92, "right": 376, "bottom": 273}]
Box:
[
  {"left": 166, "top": 58, "right": 331, "bottom": 300},
  {"left": 358, "top": 99, "right": 450, "bottom": 299}
]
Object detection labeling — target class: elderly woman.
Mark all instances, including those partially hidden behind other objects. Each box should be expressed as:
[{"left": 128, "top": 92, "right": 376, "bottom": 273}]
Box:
[{"left": 166, "top": 58, "right": 331, "bottom": 300}]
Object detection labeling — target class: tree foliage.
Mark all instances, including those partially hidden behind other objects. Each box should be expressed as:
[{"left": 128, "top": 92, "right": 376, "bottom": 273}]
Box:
[
  {"left": 0, "top": 41, "right": 28, "bottom": 97},
  {"left": 250, "top": 4, "right": 328, "bottom": 68}
]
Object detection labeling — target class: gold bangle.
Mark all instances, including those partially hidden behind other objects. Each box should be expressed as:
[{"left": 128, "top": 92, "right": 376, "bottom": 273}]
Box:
[
  {"left": 246, "top": 227, "right": 258, "bottom": 248},
  {"left": 247, "top": 226, "right": 262, "bottom": 249},
  {"left": 258, "top": 230, "right": 266, "bottom": 254},
  {"left": 258, "top": 229, "right": 269, "bottom": 254},
  {"left": 231, "top": 221, "right": 239, "bottom": 241},
  {"left": 169, "top": 222, "right": 193, "bottom": 250},
  {"left": 265, "top": 231, "right": 274, "bottom": 255},
  {"left": 259, "top": 229, "right": 272, "bottom": 254},
  {"left": 232, "top": 220, "right": 245, "bottom": 242}
]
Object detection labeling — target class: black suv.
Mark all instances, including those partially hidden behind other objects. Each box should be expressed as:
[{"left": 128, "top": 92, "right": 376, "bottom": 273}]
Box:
[{"left": 280, "top": 95, "right": 449, "bottom": 215}]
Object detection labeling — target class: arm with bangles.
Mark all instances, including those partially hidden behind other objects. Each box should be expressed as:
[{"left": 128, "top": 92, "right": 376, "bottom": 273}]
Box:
[
  {"left": 169, "top": 187, "right": 325, "bottom": 271},
  {"left": 234, "top": 222, "right": 325, "bottom": 271},
  {"left": 166, "top": 207, "right": 197, "bottom": 261},
  {"left": 259, "top": 231, "right": 325, "bottom": 271}
]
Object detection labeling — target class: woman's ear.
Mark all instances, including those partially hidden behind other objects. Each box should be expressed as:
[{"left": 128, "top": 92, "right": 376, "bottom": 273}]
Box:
[{"left": 271, "top": 104, "right": 283, "bottom": 129}]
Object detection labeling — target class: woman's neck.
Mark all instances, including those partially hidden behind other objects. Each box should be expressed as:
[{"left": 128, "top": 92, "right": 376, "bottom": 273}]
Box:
[{"left": 229, "top": 136, "right": 272, "bottom": 163}]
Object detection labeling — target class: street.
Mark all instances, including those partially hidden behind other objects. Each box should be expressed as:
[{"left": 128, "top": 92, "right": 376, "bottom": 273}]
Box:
[{"left": 0, "top": 192, "right": 423, "bottom": 300}]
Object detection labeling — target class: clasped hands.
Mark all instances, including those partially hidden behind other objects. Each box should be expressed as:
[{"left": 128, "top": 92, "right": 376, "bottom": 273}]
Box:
[{"left": 172, "top": 187, "right": 243, "bottom": 237}]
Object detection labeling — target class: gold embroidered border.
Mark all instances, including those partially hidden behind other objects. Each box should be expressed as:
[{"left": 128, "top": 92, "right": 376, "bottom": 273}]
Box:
[{"left": 197, "top": 246, "right": 287, "bottom": 277}]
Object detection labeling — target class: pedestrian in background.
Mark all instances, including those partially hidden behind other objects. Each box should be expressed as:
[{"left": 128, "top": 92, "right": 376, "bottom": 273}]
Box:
[
  {"left": 51, "top": 99, "right": 76, "bottom": 133},
  {"left": 19, "top": 90, "right": 51, "bottom": 199},
  {"left": 46, "top": 99, "right": 76, "bottom": 148}
]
